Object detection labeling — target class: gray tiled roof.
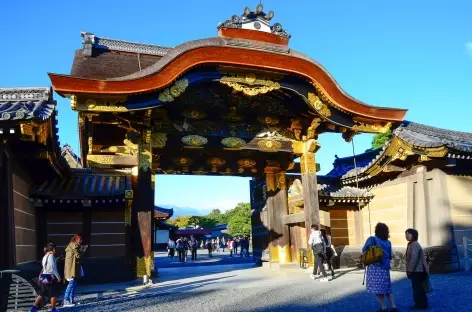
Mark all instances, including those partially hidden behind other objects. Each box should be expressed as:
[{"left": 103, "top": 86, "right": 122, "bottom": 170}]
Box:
[
  {"left": 0, "top": 87, "right": 56, "bottom": 121},
  {"left": 81, "top": 31, "right": 172, "bottom": 56},
  {"left": 394, "top": 121, "right": 472, "bottom": 153},
  {"left": 318, "top": 184, "right": 373, "bottom": 198}
]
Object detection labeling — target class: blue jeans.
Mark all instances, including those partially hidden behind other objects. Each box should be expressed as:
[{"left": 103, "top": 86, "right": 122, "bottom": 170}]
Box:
[{"left": 64, "top": 279, "right": 77, "bottom": 303}]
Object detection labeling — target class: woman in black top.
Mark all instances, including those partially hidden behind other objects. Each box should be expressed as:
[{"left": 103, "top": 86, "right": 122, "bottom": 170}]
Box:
[{"left": 320, "top": 229, "right": 335, "bottom": 277}]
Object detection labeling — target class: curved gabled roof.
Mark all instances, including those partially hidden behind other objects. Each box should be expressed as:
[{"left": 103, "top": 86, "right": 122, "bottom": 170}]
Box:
[{"left": 49, "top": 35, "right": 407, "bottom": 122}]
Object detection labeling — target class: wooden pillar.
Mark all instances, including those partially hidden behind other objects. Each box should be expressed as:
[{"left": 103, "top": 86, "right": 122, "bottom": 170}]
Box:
[
  {"left": 265, "top": 166, "right": 292, "bottom": 264},
  {"left": 0, "top": 145, "right": 15, "bottom": 270},
  {"left": 300, "top": 140, "right": 321, "bottom": 264},
  {"left": 132, "top": 129, "right": 154, "bottom": 280}
]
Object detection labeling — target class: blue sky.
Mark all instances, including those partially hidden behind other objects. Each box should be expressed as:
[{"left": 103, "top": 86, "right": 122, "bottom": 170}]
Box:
[{"left": 2, "top": 0, "right": 471, "bottom": 213}]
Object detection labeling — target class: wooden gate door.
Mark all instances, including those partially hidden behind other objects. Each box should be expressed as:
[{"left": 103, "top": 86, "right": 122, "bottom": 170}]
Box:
[{"left": 250, "top": 177, "right": 270, "bottom": 263}]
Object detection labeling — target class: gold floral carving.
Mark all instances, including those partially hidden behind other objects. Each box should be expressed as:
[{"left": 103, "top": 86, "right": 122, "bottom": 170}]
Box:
[
  {"left": 173, "top": 157, "right": 193, "bottom": 167},
  {"left": 208, "top": 158, "right": 226, "bottom": 172},
  {"left": 87, "top": 155, "right": 115, "bottom": 166},
  {"left": 20, "top": 123, "right": 35, "bottom": 141},
  {"left": 238, "top": 159, "right": 256, "bottom": 168},
  {"left": 352, "top": 121, "right": 392, "bottom": 134},
  {"left": 257, "top": 116, "right": 280, "bottom": 126},
  {"left": 136, "top": 254, "right": 153, "bottom": 277},
  {"left": 151, "top": 132, "right": 167, "bottom": 148},
  {"left": 77, "top": 98, "right": 128, "bottom": 112},
  {"left": 307, "top": 93, "right": 331, "bottom": 117},
  {"left": 220, "top": 74, "right": 281, "bottom": 96},
  {"left": 300, "top": 153, "right": 316, "bottom": 174},
  {"left": 182, "top": 135, "right": 208, "bottom": 147},
  {"left": 257, "top": 139, "right": 281, "bottom": 152},
  {"left": 419, "top": 155, "right": 431, "bottom": 162},
  {"left": 37, "top": 123, "right": 49, "bottom": 145},
  {"left": 183, "top": 109, "right": 207, "bottom": 120},
  {"left": 221, "top": 168, "right": 233, "bottom": 175},
  {"left": 221, "top": 137, "right": 246, "bottom": 148},
  {"left": 158, "top": 78, "right": 189, "bottom": 102}
]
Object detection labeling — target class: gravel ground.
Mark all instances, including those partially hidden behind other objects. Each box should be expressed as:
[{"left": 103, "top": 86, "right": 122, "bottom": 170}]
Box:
[{"left": 63, "top": 267, "right": 472, "bottom": 312}]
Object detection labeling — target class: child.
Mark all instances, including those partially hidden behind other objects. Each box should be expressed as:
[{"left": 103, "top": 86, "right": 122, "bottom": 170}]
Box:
[{"left": 29, "top": 242, "right": 62, "bottom": 312}]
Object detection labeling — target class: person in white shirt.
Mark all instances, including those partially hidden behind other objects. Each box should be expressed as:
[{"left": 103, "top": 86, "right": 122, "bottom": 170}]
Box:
[
  {"left": 29, "top": 242, "right": 62, "bottom": 312},
  {"left": 308, "top": 224, "right": 329, "bottom": 282}
]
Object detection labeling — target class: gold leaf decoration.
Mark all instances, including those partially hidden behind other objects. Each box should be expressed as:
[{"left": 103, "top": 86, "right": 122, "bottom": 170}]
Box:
[
  {"left": 77, "top": 98, "right": 128, "bottom": 112},
  {"left": 257, "top": 139, "right": 282, "bottom": 152},
  {"left": 158, "top": 78, "right": 189, "bottom": 102},
  {"left": 151, "top": 132, "right": 167, "bottom": 148},
  {"left": 307, "top": 93, "right": 331, "bottom": 117},
  {"left": 182, "top": 135, "right": 208, "bottom": 147},
  {"left": 237, "top": 159, "right": 257, "bottom": 168},
  {"left": 257, "top": 116, "right": 280, "bottom": 126},
  {"left": 221, "top": 137, "right": 246, "bottom": 148},
  {"left": 352, "top": 121, "right": 392, "bottom": 134},
  {"left": 208, "top": 158, "right": 226, "bottom": 172},
  {"left": 220, "top": 74, "right": 280, "bottom": 96}
]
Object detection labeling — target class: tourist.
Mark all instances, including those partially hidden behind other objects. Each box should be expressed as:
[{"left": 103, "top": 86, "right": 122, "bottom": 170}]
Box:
[
  {"left": 216, "top": 237, "right": 220, "bottom": 252},
  {"left": 182, "top": 237, "right": 189, "bottom": 262},
  {"left": 176, "top": 237, "right": 185, "bottom": 262},
  {"left": 167, "top": 238, "right": 176, "bottom": 259},
  {"left": 221, "top": 237, "right": 226, "bottom": 252},
  {"left": 233, "top": 238, "right": 238, "bottom": 255},
  {"left": 190, "top": 236, "right": 198, "bottom": 262},
  {"left": 308, "top": 224, "right": 329, "bottom": 282},
  {"left": 320, "top": 229, "right": 335, "bottom": 277},
  {"left": 405, "top": 228, "right": 429, "bottom": 310},
  {"left": 362, "top": 223, "right": 397, "bottom": 312},
  {"left": 29, "top": 243, "right": 62, "bottom": 312},
  {"left": 228, "top": 239, "right": 233, "bottom": 257},
  {"left": 206, "top": 239, "right": 213, "bottom": 258},
  {"left": 63, "top": 234, "right": 88, "bottom": 307}
]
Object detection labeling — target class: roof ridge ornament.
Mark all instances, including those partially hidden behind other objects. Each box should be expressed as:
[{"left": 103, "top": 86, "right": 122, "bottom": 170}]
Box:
[{"left": 217, "top": 4, "right": 291, "bottom": 39}]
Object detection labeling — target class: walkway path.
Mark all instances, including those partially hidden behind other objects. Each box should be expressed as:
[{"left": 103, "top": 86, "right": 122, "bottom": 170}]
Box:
[
  {"left": 63, "top": 265, "right": 472, "bottom": 312},
  {"left": 155, "top": 250, "right": 253, "bottom": 268}
]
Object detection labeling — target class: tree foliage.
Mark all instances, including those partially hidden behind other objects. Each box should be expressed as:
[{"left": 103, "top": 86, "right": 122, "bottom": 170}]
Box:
[
  {"left": 168, "top": 203, "right": 252, "bottom": 236},
  {"left": 371, "top": 130, "right": 392, "bottom": 149}
]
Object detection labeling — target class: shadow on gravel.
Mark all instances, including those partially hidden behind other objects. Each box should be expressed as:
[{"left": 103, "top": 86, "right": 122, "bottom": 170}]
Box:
[
  {"left": 247, "top": 272, "right": 472, "bottom": 312},
  {"left": 64, "top": 275, "right": 236, "bottom": 311}
]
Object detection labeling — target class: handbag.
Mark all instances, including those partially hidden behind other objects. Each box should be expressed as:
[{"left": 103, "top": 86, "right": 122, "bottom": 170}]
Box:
[
  {"left": 38, "top": 254, "right": 54, "bottom": 284},
  {"left": 360, "top": 237, "right": 383, "bottom": 265}
]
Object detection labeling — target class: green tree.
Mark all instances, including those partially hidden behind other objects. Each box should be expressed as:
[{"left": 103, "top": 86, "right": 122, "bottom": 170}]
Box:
[
  {"left": 226, "top": 202, "right": 252, "bottom": 236},
  {"left": 371, "top": 130, "right": 392, "bottom": 149},
  {"left": 207, "top": 209, "right": 227, "bottom": 224}
]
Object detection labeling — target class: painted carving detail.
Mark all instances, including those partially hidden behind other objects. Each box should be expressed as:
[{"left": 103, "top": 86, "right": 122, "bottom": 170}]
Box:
[
  {"left": 182, "top": 135, "right": 208, "bottom": 147},
  {"left": 158, "top": 78, "right": 189, "bottom": 102},
  {"left": 258, "top": 139, "right": 282, "bottom": 152},
  {"left": 151, "top": 132, "right": 167, "bottom": 148},
  {"left": 307, "top": 93, "right": 331, "bottom": 117},
  {"left": 220, "top": 73, "right": 281, "bottom": 96},
  {"left": 221, "top": 137, "right": 246, "bottom": 148},
  {"left": 352, "top": 121, "right": 392, "bottom": 134}
]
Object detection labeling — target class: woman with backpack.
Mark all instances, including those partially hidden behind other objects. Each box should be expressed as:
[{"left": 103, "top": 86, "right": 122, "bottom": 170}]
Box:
[
  {"left": 63, "top": 234, "right": 88, "bottom": 308},
  {"left": 29, "top": 242, "right": 62, "bottom": 312},
  {"left": 176, "top": 237, "right": 184, "bottom": 262},
  {"left": 362, "top": 223, "right": 397, "bottom": 312},
  {"left": 320, "top": 229, "right": 335, "bottom": 277}
]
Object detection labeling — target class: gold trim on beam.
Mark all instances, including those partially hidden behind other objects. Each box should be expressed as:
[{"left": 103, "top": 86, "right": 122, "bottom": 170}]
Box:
[
  {"left": 87, "top": 154, "right": 138, "bottom": 168},
  {"left": 352, "top": 121, "right": 392, "bottom": 134},
  {"left": 76, "top": 98, "right": 129, "bottom": 112}
]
